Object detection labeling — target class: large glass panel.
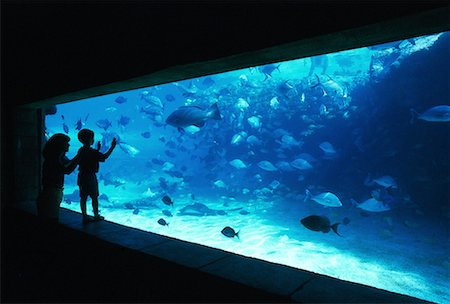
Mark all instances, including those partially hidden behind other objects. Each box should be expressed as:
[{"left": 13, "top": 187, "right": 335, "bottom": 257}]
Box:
[{"left": 45, "top": 31, "right": 449, "bottom": 302}]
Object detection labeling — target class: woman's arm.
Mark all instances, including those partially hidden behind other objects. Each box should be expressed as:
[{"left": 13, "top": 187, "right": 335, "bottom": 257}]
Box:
[{"left": 61, "top": 153, "right": 79, "bottom": 174}]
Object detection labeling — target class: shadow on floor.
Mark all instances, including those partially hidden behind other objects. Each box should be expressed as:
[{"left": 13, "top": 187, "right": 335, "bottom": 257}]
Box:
[{"left": 1, "top": 207, "right": 292, "bottom": 303}]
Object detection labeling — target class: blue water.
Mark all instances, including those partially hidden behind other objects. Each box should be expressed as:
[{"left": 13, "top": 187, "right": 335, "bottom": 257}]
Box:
[{"left": 46, "top": 32, "right": 449, "bottom": 303}]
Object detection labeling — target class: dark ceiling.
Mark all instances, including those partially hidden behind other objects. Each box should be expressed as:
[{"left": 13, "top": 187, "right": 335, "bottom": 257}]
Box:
[{"left": 2, "top": 1, "right": 449, "bottom": 107}]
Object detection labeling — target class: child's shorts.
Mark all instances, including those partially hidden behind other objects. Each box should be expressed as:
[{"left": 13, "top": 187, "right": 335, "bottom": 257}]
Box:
[{"left": 78, "top": 173, "right": 99, "bottom": 198}]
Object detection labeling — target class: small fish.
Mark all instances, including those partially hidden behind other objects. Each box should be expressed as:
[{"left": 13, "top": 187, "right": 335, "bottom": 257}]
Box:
[
  {"left": 96, "top": 119, "right": 112, "bottom": 131},
  {"left": 229, "top": 159, "right": 248, "bottom": 169},
  {"left": 61, "top": 115, "right": 69, "bottom": 133},
  {"left": 221, "top": 226, "right": 239, "bottom": 239},
  {"left": 300, "top": 215, "right": 341, "bottom": 236},
  {"left": 239, "top": 210, "right": 250, "bottom": 215},
  {"left": 124, "top": 202, "right": 134, "bottom": 209},
  {"left": 304, "top": 189, "right": 343, "bottom": 207},
  {"left": 165, "top": 94, "right": 176, "bottom": 102},
  {"left": 141, "top": 131, "right": 151, "bottom": 138},
  {"left": 151, "top": 158, "right": 164, "bottom": 165},
  {"left": 259, "top": 63, "right": 281, "bottom": 80},
  {"left": 165, "top": 150, "right": 176, "bottom": 158},
  {"left": 133, "top": 208, "right": 140, "bottom": 215},
  {"left": 119, "top": 142, "right": 140, "bottom": 157},
  {"left": 118, "top": 115, "right": 131, "bottom": 127},
  {"left": 257, "top": 161, "right": 278, "bottom": 172},
  {"left": 290, "top": 158, "right": 313, "bottom": 170},
  {"left": 75, "top": 118, "right": 83, "bottom": 131},
  {"left": 98, "top": 193, "right": 110, "bottom": 202},
  {"left": 114, "top": 96, "right": 127, "bottom": 104},
  {"left": 162, "top": 195, "right": 174, "bottom": 206},
  {"left": 158, "top": 218, "right": 169, "bottom": 226},
  {"left": 202, "top": 76, "right": 216, "bottom": 87},
  {"left": 162, "top": 210, "right": 173, "bottom": 217}
]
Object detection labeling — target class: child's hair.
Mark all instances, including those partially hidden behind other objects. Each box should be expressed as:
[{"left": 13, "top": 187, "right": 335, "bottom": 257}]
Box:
[{"left": 78, "top": 129, "right": 94, "bottom": 145}]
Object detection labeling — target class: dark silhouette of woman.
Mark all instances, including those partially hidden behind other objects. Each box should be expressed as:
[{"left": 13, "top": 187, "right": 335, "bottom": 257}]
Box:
[{"left": 37, "top": 133, "right": 78, "bottom": 222}]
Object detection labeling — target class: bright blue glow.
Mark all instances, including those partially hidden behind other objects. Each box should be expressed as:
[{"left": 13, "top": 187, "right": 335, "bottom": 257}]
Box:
[{"left": 46, "top": 32, "right": 449, "bottom": 303}]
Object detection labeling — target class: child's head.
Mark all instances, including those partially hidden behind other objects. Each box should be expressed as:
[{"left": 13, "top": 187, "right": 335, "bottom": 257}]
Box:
[{"left": 78, "top": 129, "right": 95, "bottom": 145}]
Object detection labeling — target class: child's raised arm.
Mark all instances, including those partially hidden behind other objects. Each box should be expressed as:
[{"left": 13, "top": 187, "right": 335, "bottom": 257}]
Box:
[{"left": 99, "top": 137, "right": 117, "bottom": 161}]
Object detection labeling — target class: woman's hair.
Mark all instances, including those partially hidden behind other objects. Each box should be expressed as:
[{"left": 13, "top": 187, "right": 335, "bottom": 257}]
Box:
[
  {"left": 77, "top": 128, "right": 94, "bottom": 145},
  {"left": 42, "top": 133, "right": 70, "bottom": 159}
]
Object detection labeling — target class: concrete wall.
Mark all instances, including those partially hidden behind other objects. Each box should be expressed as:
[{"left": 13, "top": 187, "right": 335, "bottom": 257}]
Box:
[{"left": 13, "top": 108, "right": 43, "bottom": 205}]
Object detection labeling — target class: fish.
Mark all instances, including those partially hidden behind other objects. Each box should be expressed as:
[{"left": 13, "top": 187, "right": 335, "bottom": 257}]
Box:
[
  {"left": 352, "top": 198, "right": 391, "bottom": 212},
  {"left": 269, "top": 97, "right": 280, "bottom": 109},
  {"left": 141, "top": 91, "right": 164, "bottom": 108},
  {"left": 98, "top": 193, "right": 110, "bottom": 202},
  {"left": 165, "top": 94, "right": 176, "bottom": 102},
  {"left": 96, "top": 119, "right": 112, "bottom": 131},
  {"left": 64, "top": 189, "right": 81, "bottom": 202},
  {"left": 372, "top": 175, "right": 397, "bottom": 189},
  {"left": 259, "top": 63, "right": 281, "bottom": 80},
  {"left": 236, "top": 98, "right": 250, "bottom": 111},
  {"left": 410, "top": 105, "right": 450, "bottom": 122},
  {"left": 141, "top": 131, "right": 151, "bottom": 138},
  {"left": 201, "top": 76, "right": 216, "bottom": 87},
  {"left": 247, "top": 115, "right": 262, "bottom": 129},
  {"left": 178, "top": 202, "right": 228, "bottom": 216},
  {"left": 105, "top": 106, "right": 117, "bottom": 112},
  {"left": 304, "top": 189, "right": 343, "bottom": 207},
  {"left": 257, "top": 161, "right": 278, "bottom": 172},
  {"left": 151, "top": 158, "right": 164, "bottom": 165},
  {"left": 290, "top": 158, "right": 313, "bottom": 170},
  {"left": 229, "top": 159, "right": 248, "bottom": 169},
  {"left": 213, "top": 180, "right": 227, "bottom": 189},
  {"left": 221, "top": 226, "right": 239, "bottom": 239},
  {"left": 300, "top": 215, "right": 341, "bottom": 236},
  {"left": 231, "top": 131, "right": 247, "bottom": 145},
  {"left": 162, "top": 210, "right": 173, "bottom": 217},
  {"left": 239, "top": 210, "right": 250, "bottom": 215},
  {"left": 133, "top": 208, "right": 140, "bottom": 215},
  {"left": 75, "top": 118, "right": 83, "bottom": 131},
  {"left": 61, "top": 115, "right": 69, "bottom": 133},
  {"left": 162, "top": 195, "right": 174, "bottom": 206},
  {"left": 157, "top": 218, "right": 169, "bottom": 226},
  {"left": 319, "top": 141, "right": 336, "bottom": 154},
  {"left": 276, "top": 161, "right": 294, "bottom": 172},
  {"left": 165, "top": 102, "right": 221, "bottom": 132},
  {"left": 118, "top": 115, "right": 131, "bottom": 127},
  {"left": 118, "top": 142, "right": 140, "bottom": 157},
  {"left": 165, "top": 150, "right": 176, "bottom": 158},
  {"left": 99, "top": 173, "right": 126, "bottom": 188},
  {"left": 114, "top": 96, "right": 127, "bottom": 104},
  {"left": 140, "top": 104, "right": 163, "bottom": 116},
  {"left": 247, "top": 135, "right": 263, "bottom": 146}
]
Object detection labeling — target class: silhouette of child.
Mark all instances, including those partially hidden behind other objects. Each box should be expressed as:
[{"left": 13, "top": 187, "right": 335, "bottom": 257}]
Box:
[
  {"left": 77, "top": 129, "right": 116, "bottom": 223},
  {"left": 37, "top": 133, "right": 79, "bottom": 222}
]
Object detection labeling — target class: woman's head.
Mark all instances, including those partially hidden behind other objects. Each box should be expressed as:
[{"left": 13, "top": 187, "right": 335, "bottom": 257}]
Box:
[
  {"left": 43, "top": 133, "right": 70, "bottom": 159},
  {"left": 78, "top": 129, "right": 94, "bottom": 145}
]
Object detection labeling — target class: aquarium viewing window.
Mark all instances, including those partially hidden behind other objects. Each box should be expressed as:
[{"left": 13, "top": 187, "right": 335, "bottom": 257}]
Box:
[{"left": 45, "top": 31, "right": 449, "bottom": 303}]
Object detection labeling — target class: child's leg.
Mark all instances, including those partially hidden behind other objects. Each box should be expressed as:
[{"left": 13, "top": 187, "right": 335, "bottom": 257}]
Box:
[{"left": 92, "top": 196, "right": 100, "bottom": 217}]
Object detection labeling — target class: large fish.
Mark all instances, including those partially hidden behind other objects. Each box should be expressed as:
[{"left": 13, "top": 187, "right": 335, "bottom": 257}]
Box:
[
  {"left": 165, "top": 102, "right": 221, "bottom": 132},
  {"left": 351, "top": 198, "right": 391, "bottom": 212},
  {"left": 300, "top": 215, "right": 341, "bottom": 236},
  {"left": 411, "top": 105, "right": 450, "bottom": 122}
]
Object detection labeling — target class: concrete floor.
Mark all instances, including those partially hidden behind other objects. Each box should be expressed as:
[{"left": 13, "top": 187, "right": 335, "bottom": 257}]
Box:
[{"left": 2, "top": 205, "right": 429, "bottom": 303}]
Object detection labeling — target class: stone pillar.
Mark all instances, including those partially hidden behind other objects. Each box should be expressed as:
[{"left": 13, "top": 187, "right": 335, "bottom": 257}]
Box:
[{"left": 13, "top": 107, "right": 43, "bottom": 208}]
